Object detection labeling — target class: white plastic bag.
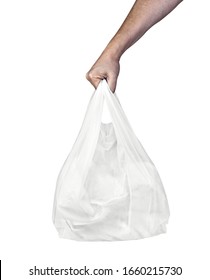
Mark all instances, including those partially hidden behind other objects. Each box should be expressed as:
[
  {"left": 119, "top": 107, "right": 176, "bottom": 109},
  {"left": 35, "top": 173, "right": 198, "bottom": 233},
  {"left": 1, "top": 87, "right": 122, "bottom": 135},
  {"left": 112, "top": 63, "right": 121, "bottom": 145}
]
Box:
[{"left": 52, "top": 80, "right": 170, "bottom": 241}]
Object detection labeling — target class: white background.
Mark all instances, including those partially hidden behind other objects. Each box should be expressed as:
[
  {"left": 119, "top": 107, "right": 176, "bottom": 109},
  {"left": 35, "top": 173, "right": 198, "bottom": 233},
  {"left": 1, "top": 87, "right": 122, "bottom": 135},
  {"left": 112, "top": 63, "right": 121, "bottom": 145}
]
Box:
[{"left": 0, "top": 0, "right": 209, "bottom": 279}]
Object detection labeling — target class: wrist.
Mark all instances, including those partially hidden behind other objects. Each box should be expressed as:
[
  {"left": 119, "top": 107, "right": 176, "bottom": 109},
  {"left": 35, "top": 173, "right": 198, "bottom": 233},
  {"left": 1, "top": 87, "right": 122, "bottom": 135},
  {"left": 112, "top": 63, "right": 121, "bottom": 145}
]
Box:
[{"left": 101, "top": 40, "right": 124, "bottom": 62}]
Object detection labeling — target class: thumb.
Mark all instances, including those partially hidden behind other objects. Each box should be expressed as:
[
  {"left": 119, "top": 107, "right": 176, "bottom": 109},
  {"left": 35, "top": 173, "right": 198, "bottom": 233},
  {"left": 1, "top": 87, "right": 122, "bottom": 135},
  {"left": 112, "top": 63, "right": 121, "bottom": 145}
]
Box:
[{"left": 107, "top": 75, "right": 117, "bottom": 93}]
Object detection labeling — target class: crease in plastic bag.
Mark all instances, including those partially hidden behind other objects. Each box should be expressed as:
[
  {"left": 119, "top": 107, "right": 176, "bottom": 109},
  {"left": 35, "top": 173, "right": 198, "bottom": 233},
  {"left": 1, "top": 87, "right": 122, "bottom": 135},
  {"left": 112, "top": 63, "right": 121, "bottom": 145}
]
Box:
[{"left": 52, "top": 80, "right": 170, "bottom": 241}]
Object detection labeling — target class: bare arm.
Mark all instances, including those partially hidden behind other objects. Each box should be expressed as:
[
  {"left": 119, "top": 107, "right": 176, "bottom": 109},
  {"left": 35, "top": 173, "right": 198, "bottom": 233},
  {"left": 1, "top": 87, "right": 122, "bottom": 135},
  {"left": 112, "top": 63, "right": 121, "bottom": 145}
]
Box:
[{"left": 86, "top": 0, "right": 183, "bottom": 92}]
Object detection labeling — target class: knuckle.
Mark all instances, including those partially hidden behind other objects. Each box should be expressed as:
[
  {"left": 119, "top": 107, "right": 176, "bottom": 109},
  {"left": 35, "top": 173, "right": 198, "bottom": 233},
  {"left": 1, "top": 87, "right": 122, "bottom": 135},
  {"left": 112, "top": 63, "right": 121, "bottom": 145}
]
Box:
[
  {"left": 85, "top": 72, "right": 90, "bottom": 80},
  {"left": 86, "top": 71, "right": 94, "bottom": 81}
]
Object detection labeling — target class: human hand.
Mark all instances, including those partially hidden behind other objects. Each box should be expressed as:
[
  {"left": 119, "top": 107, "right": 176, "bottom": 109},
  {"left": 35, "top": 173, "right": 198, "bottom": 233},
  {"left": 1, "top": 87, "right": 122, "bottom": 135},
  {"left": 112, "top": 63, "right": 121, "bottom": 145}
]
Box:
[{"left": 86, "top": 55, "right": 120, "bottom": 93}]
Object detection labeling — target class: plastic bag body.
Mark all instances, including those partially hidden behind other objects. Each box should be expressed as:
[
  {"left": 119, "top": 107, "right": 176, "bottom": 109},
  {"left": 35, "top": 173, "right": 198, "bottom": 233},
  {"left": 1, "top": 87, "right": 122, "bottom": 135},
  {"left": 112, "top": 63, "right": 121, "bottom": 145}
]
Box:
[{"left": 52, "top": 80, "right": 170, "bottom": 241}]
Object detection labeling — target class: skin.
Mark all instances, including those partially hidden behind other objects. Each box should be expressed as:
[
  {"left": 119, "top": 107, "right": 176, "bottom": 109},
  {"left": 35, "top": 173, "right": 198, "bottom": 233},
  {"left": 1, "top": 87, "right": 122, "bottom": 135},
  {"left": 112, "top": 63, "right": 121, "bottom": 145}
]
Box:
[{"left": 86, "top": 0, "right": 183, "bottom": 92}]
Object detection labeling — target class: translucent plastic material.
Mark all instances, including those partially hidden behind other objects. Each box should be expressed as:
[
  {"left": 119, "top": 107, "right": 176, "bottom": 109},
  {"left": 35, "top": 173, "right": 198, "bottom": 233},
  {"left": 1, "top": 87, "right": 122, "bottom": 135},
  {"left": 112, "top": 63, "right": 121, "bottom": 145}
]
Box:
[{"left": 52, "top": 80, "right": 170, "bottom": 241}]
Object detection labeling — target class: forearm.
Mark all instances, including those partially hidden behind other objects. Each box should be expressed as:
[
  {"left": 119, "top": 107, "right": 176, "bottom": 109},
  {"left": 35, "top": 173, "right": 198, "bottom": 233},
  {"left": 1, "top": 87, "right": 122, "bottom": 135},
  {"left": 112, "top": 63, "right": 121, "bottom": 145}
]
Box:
[
  {"left": 101, "top": 0, "right": 183, "bottom": 60},
  {"left": 86, "top": 0, "right": 183, "bottom": 91}
]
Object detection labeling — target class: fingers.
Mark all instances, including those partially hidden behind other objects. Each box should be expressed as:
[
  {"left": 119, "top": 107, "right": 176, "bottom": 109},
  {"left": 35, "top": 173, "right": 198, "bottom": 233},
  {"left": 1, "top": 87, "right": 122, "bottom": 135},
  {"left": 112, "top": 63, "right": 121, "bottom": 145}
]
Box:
[
  {"left": 86, "top": 58, "right": 120, "bottom": 92},
  {"left": 86, "top": 71, "right": 117, "bottom": 93},
  {"left": 85, "top": 71, "right": 104, "bottom": 90}
]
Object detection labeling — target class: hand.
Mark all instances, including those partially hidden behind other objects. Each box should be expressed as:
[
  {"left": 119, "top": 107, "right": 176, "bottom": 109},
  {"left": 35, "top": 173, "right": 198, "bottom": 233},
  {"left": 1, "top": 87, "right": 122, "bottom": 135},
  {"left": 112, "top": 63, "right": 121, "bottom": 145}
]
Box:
[{"left": 86, "top": 55, "right": 120, "bottom": 93}]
